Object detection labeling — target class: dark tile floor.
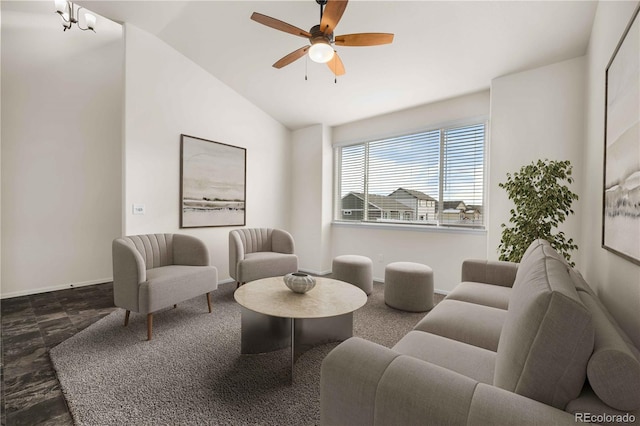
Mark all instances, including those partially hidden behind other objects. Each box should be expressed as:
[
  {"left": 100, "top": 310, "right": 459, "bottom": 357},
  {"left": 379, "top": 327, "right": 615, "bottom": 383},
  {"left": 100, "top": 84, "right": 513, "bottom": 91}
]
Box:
[{"left": 1, "top": 283, "right": 117, "bottom": 426}]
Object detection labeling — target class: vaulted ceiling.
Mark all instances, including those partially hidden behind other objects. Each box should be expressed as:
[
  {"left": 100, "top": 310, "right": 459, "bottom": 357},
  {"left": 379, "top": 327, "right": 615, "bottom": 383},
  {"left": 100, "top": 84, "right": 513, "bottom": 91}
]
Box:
[{"left": 82, "top": 1, "right": 597, "bottom": 129}]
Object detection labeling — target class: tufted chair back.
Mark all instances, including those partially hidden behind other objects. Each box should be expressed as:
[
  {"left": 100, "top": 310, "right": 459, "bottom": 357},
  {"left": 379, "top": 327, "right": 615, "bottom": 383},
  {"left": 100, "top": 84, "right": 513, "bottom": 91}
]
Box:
[
  {"left": 232, "top": 228, "right": 275, "bottom": 254},
  {"left": 228, "top": 228, "right": 296, "bottom": 282},
  {"left": 121, "top": 234, "right": 174, "bottom": 269}
]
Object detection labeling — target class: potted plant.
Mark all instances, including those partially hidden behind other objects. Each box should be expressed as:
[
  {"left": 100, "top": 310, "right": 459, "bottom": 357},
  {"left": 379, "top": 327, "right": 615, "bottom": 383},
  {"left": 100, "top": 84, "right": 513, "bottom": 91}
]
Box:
[{"left": 498, "top": 159, "right": 579, "bottom": 266}]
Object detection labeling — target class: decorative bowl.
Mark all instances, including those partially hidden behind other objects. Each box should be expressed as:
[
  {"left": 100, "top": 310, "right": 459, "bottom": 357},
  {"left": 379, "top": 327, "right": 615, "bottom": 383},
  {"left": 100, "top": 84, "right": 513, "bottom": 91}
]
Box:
[{"left": 283, "top": 272, "right": 316, "bottom": 294}]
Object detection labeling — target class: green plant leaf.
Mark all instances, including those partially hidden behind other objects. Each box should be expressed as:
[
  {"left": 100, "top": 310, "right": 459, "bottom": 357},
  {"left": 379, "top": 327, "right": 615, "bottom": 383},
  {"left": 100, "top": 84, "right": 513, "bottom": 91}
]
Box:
[{"left": 498, "top": 159, "right": 578, "bottom": 266}]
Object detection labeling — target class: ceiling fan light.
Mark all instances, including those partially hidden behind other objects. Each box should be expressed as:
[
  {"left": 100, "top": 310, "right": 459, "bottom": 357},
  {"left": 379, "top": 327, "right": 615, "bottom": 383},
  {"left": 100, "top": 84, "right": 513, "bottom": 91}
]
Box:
[
  {"left": 85, "top": 12, "right": 97, "bottom": 30},
  {"left": 309, "top": 42, "right": 335, "bottom": 63},
  {"left": 54, "top": 0, "right": 67, "bottom": 14}
]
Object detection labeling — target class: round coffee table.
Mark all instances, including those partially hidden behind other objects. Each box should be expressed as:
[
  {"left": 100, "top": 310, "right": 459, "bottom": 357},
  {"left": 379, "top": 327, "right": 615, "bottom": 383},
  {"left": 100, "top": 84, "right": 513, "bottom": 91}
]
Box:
[{"left": 234, "top": 276, "right": 367, "bottom": 380}]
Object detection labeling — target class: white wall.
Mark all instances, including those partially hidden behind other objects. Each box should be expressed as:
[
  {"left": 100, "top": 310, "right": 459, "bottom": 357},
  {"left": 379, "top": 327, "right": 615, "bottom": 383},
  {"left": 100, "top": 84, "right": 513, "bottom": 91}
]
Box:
[
  {"left": 1, "top": 3, "right": 123, "bottom": 297},
  {"left": 332, "top": 225, "right": 486, "bottom": 291},
  {"left": 291, "top": 124, "right": 333, "bottom": 274},
  {"left": 124, "top": 24, "right": 292, "bottom": 282},
  {"left": 488, "top": 56, "right": 586, "bottom": 264},
  {"left": 333, "top": 90, "right": 490, "bottom": 146},
  {"left": 331, "top": 91, "right": 490, "bottom": 291},
  {"left": 582, "top": 1, "right": 640, "bottom": 348}
]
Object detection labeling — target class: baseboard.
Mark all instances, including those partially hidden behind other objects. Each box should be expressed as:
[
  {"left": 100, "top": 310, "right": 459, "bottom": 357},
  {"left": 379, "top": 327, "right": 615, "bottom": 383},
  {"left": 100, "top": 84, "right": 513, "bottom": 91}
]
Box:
[
  {"left": 1, "top": 277, "right": 113, "bottom": 299},
  {"left": 217, "top": 278, "right": 236, "bottom": 286},
  {"left": 298, "top": 268, "right": 332, "bottom": 276}
]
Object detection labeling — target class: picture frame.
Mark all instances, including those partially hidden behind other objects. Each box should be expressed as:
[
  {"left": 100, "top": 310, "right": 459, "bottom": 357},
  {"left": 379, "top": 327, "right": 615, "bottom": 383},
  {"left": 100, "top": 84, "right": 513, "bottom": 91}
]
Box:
[
  {"left": 180, "top": 134, "right": 246, "bottom": 228},
  {"left": 602, "top": 4, "right": 640, "bottom": 265}
]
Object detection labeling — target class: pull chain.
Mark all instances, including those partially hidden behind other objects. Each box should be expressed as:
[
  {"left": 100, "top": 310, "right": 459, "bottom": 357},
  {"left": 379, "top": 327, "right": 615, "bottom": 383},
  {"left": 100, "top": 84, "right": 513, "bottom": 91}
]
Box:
[
  {"left": 334, "top": 51, "right": 337, "bottom": 84},
  {"left": 305, "top": 54, "right": 308, "bottom": 81}
]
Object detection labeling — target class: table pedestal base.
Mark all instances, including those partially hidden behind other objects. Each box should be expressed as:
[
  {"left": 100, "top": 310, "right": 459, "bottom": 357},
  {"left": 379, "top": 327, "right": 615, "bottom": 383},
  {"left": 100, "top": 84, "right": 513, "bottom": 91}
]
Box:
[{"left": 240, "top": 307, "right": 354, "bottom": 380}]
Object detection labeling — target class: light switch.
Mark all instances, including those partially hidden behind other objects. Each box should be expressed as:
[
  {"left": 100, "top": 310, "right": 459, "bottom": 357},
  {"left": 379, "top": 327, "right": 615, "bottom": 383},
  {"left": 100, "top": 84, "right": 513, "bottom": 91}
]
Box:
[{"left": 133, "top": 204, "right": 145, "bottom": 215}]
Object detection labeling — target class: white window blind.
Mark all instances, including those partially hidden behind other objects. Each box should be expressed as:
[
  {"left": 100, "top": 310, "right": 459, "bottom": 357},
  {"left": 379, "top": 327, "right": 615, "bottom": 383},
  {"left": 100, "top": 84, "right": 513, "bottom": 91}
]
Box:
[{"left": 337, "top": 122, "right": 486, "bottom": 228}]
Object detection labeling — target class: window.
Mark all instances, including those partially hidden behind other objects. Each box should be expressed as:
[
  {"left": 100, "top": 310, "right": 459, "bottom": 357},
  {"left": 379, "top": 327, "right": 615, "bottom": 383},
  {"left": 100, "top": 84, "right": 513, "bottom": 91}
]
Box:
[{"left": 336, "top": 122, "right": 486, "bottom": 228}]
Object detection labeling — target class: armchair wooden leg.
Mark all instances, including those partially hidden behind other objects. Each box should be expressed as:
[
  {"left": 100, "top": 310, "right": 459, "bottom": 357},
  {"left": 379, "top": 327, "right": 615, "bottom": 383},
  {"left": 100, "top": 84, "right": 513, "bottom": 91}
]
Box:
[
  {"left": 147, "top": 313, "right": 153, "bottom": 341},
  {"left": 206, "top": 292, "right": 212, "bottom": 313},
  {"left": 173, "top": 304, "right": 177, "bottom": 309},
  {"left": 124, "top": 310, "right": 130, "bottom": 327}
]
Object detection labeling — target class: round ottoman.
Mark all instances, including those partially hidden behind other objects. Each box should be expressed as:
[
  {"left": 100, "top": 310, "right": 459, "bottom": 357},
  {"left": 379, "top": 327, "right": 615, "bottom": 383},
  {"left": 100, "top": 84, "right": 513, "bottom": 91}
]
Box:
[
  {"left": 332, "top": 255, "right": 373, "bottom": 295},
  {"left": 384, "top": 262, "right": 434, "bottom": 312}
]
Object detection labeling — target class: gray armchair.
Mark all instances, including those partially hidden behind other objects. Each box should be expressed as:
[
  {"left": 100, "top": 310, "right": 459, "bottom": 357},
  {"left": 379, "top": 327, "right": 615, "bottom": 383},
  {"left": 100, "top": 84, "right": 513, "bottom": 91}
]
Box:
[
  {"left": 112, "top": 233, "right": 218, "bottom": 340},
  {"left": 229, "top": 228, "right": 298, "bottom": 285}
]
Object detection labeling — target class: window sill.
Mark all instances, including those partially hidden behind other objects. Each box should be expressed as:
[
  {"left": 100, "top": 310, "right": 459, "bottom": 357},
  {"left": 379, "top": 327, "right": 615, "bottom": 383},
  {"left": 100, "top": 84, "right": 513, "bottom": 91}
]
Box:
[{"left": 331, "top": 220, "right": 487, "bottom": 235}]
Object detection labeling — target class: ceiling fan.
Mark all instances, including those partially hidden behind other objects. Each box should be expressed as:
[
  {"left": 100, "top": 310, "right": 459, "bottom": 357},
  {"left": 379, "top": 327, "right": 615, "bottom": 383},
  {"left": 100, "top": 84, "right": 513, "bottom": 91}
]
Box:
[{"left": 250, "top": 0, "right": 394, "bottom": 77}]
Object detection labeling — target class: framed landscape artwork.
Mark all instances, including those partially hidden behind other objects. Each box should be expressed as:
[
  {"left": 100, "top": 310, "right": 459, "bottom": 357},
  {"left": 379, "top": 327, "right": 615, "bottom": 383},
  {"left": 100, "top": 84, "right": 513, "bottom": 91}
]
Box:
[
  {"left": 602, "top": 4, "right": 640, "bottom": 265},
  {"left": 180, "top": 135, "right": 246, "bottom": 228}
]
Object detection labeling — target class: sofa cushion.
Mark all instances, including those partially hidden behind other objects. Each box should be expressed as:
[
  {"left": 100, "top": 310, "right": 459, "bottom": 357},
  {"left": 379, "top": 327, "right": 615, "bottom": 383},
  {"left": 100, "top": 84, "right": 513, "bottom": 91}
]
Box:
[
  {"left": 512, "top": 239, "right": 564, "bottom": 288},
  {"left": 446, "top": 282, "right": 511, "bottom": 310},
  {"left": 569, "top": 268, "right": 597, "bottom": 296},
  {"left": 238, "top": 252, "right": 298, "bottom": 283},
  {"left": 413, "top": 299, "right": 506, "bottom": 352},
  {"left": 518, "top": 238, "right": 548, "bottom": 264},
  {"left": 578, "top": 291, "right": 640, "bottom": 411},
  {"left": 393, "top": 330, "right": 496, "bottom": 384},
  {"left": 494, "top": 243, "right": 594, "bottom": 410},
  {"left": 460, "top": 259, "right": 519, "bottom": 288},
  {"left": 140, "top": 265, "right": 217, "bottom": 313}
]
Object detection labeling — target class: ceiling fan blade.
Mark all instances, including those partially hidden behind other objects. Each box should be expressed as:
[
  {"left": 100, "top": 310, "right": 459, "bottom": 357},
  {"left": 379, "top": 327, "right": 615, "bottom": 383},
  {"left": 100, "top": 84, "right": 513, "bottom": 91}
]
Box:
[
  {"left": 335, "top": 33, "right": 394, "bottom": 46},
  {"left": 251, "top": 12, "right": 311, "bottom": 39},
  {"left": 327, "top": 51, "right": 346, "bottom": 76},
  {"left": 320, "top": 0, "right": 348, "bottom": 35},
  {"left": 273, "top": 46, "right": 310, "bottom": 69}
]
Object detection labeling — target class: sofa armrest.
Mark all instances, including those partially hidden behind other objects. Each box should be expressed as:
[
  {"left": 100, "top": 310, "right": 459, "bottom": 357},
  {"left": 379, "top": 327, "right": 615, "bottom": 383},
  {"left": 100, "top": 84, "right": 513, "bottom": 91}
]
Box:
[
  {"left": 173, "top": 234, "right": 210, "bottom": 266},
  {"left": 461, "top": 259, "right": 518, "bottom": 288},
  {"left": 321, "top": 337, "right": 576, "bottom": 426},
  {"left": 468, "top": 383, "right": 577, "bottom": 425},
  {"left": 320, "top": 337, "right": 400, "bottom": 425},
  {"left": 373, "top": 354, "right": 480, "bottom": 426},
  {"left": 112, "top": 238, "right": 146, "bottom": 311},
  {"left": 272, "top": 229, "right": 295, "bottom": 254}
]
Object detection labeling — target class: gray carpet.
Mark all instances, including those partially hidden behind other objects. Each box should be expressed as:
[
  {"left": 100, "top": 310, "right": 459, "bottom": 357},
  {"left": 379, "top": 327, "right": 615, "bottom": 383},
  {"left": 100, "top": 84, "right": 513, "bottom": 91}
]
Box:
[{"left": 50, "top": 282, "right": 433, "bottom": 425}]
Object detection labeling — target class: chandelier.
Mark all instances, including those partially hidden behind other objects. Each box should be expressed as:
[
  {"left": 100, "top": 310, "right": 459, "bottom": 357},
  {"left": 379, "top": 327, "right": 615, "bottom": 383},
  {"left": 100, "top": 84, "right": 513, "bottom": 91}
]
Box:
[{"left": 54, "top": 0, "right": 96, "bottom": 32}]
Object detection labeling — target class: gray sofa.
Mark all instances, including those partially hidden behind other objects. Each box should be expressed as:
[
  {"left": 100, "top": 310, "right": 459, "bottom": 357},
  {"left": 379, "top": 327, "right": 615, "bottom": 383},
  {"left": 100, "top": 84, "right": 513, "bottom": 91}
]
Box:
[{"left": 320, "top": 239, "right": 640, "bottom": 425}]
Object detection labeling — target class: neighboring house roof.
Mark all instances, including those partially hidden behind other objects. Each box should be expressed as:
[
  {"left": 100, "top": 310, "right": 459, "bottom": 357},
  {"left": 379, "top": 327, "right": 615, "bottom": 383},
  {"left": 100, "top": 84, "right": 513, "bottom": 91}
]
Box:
[
  {"left": 344, "top": 190, "right": 482, "bottom": 214},
  {"left": 389, "top": 188, "right": 437, "bottom": 201},
  {"left": 346, "top": 192, "right": 415, "bottom": 211},
  {"left": 466, "top": 205, "right": 483, "bottom": 213},
  {"left": 442, "top": 201, "right": 467, "bottom": 211}
]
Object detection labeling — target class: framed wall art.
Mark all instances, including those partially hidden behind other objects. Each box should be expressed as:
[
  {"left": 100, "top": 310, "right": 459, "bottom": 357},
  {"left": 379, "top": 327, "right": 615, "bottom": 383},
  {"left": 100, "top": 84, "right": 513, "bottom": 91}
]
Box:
[
  {"left": 602, "top": 4, "right": 640, "bottom": 265},
  {"left": 180, "top": 134, "right": 246, "bottom": 228}
]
